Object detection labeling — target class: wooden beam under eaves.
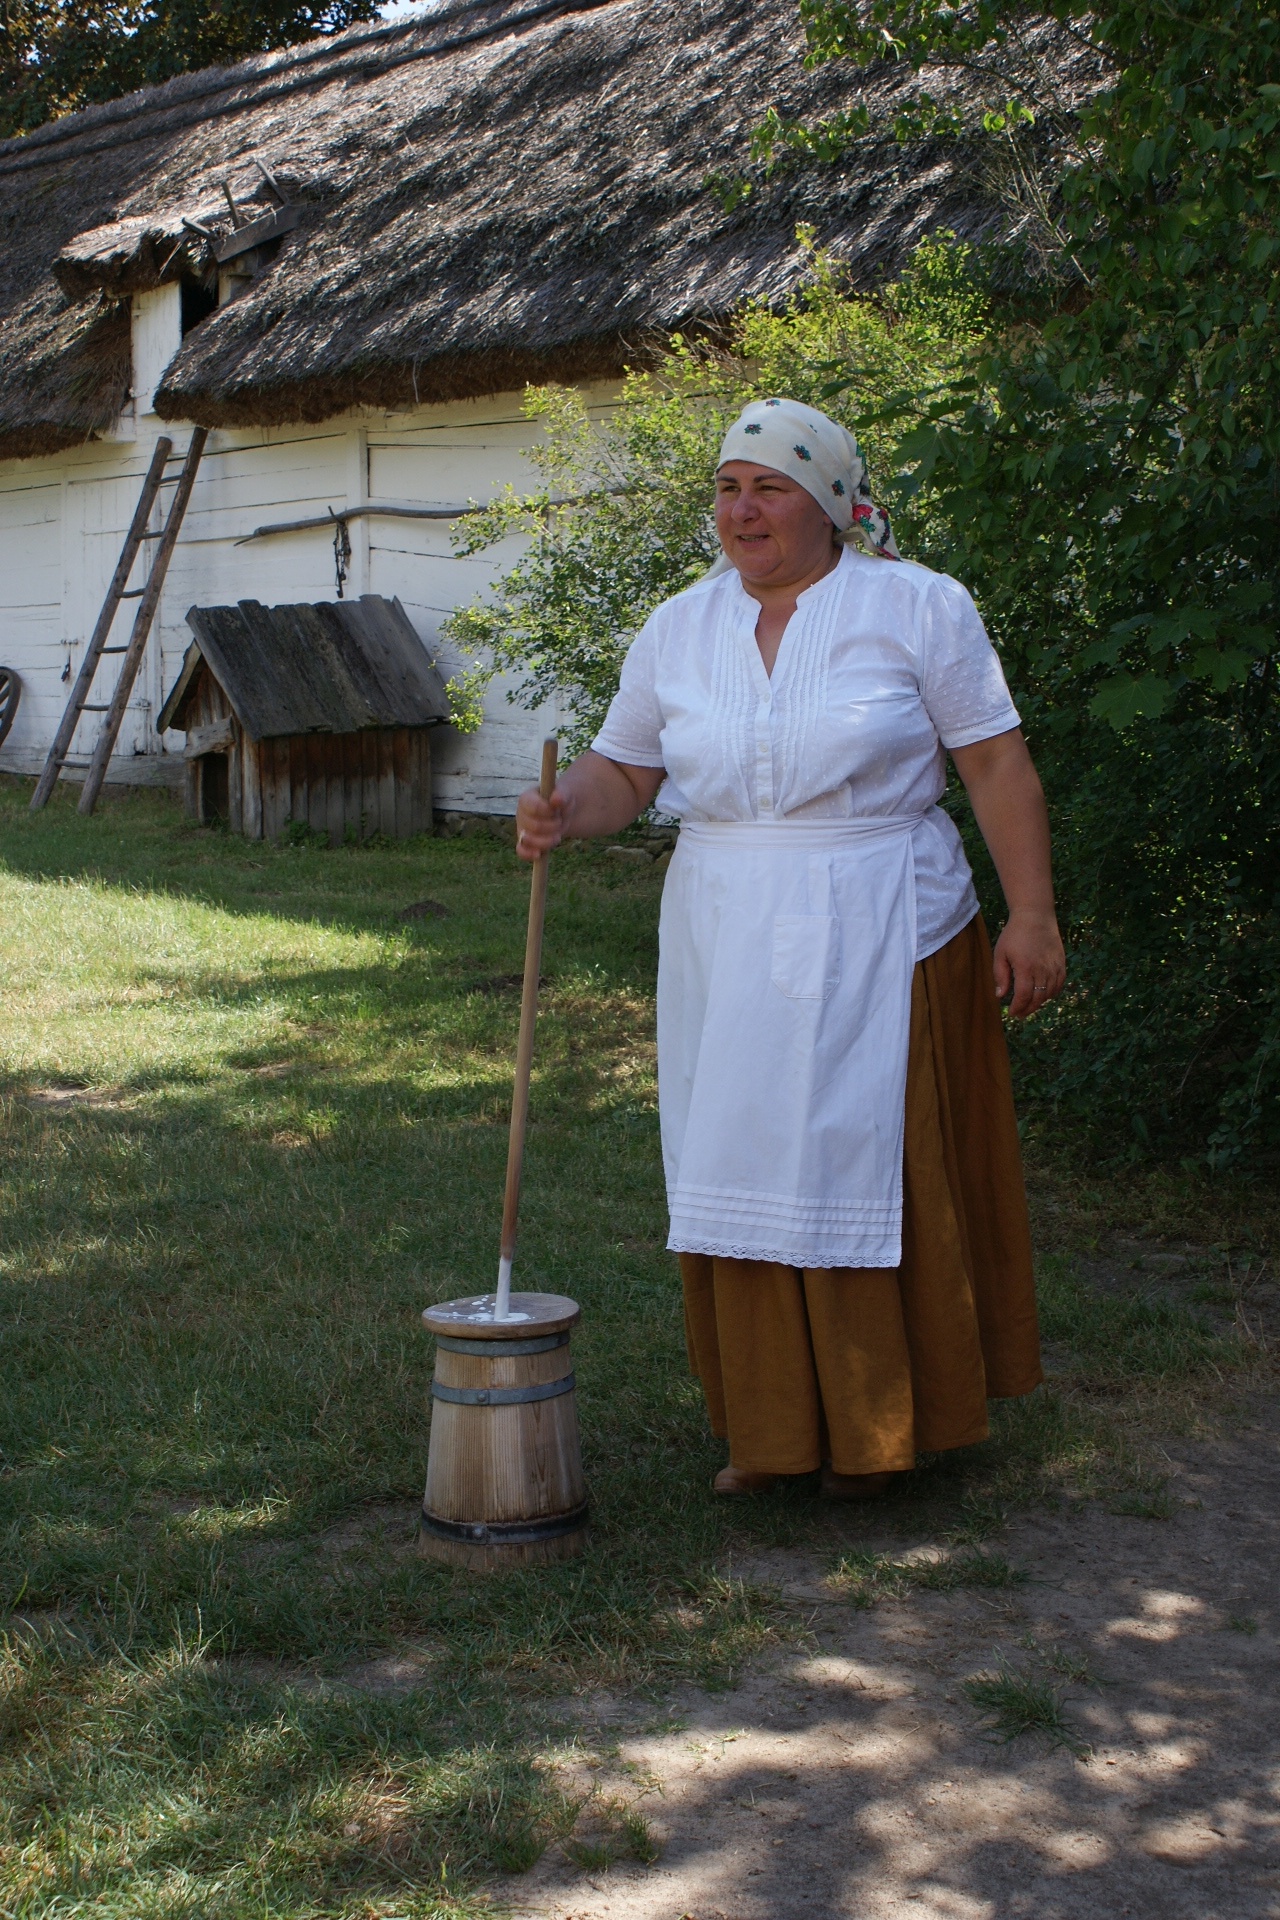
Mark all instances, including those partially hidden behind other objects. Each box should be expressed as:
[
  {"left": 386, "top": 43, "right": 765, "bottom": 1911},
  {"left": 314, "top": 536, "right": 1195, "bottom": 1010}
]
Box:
[{"left": 214, "top": 205, "right": 299, "bottom": 263}]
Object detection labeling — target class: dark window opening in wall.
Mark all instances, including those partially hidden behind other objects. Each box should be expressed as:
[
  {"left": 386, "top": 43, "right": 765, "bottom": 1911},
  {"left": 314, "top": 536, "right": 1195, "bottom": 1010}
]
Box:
[
  {"left": 199, "top": 752, "right": 229, "bottom": 822},
  {"left": 181, "top": 275, "right": 218, "bottom": 335}
]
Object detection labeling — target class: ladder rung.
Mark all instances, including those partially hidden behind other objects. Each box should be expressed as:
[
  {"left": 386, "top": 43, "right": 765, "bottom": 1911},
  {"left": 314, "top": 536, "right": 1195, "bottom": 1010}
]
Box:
[
  {"left": 81, "top": 704, "right": 110, "bottom": 711},
  {"left": 100, "top": 645, "right": 129, "bottom": 653},
  {"left": 120, "top": 590, "right": 145, "bottom": 599}
]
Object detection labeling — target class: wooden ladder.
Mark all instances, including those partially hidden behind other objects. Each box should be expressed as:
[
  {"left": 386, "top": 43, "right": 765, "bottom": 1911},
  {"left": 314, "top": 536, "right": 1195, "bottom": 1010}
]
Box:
[{"left": 31, "top": 427, "right": 208, "bottom": 815}]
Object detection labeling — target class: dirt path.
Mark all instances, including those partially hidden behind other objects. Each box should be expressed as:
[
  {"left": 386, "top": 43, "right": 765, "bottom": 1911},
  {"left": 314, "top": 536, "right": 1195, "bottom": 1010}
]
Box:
[{"left": 502, "top": 1400, "right": 1280, "bottom": 1920}]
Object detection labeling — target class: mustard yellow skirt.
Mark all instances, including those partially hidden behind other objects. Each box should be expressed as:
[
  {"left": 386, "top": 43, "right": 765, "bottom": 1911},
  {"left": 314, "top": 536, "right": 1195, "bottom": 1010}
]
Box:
[{"left": 679, "top": 913, "right": 1043, "bottom": 1476}]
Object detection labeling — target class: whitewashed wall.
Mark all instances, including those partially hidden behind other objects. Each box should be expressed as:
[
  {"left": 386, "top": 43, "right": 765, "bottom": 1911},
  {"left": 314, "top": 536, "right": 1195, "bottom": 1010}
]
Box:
[{"left": 0, "top": 285, "right": 614, "bottom": 815}]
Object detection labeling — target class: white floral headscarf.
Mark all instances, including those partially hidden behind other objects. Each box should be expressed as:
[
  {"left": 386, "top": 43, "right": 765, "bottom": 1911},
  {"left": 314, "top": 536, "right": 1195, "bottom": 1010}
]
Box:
[{"left": 717, "top": 397, "right": 900, "bottom": 561}]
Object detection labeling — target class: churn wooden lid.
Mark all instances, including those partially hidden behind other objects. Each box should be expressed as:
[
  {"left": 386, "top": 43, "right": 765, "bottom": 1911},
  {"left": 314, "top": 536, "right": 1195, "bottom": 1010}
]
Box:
[{"left": 422, "top": 1292, "right": 581, "bottom": 1339}]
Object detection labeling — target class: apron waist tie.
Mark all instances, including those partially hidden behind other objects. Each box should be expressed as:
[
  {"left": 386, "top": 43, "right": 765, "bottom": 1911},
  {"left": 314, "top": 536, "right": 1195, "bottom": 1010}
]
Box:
[{"left": 679, "top": 816, "right": 922, "bottom": 851}]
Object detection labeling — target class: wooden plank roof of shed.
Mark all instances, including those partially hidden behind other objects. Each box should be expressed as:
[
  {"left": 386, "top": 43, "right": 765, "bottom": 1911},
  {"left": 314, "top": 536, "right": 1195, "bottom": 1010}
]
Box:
[{"left": 160, "top": 594, "right": 452, "bottom": 739}]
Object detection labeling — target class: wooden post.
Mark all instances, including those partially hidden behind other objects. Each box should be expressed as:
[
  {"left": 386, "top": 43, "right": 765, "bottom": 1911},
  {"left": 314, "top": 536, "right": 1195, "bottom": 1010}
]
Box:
[
  {"left": 78, "top": 429, "right": 207, "bottom": 817},
  {"left": 495, "top": 736, "right": 558, "bottom": 1320},
  {"left": 30, "top": 437, "right": 172, "bottom": 812}
]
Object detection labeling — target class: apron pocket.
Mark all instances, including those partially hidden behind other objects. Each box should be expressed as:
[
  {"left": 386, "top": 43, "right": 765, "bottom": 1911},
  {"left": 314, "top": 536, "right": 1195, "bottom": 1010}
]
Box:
[{"left": 771, "top": 914, "right": 841, "bottom": 1001}]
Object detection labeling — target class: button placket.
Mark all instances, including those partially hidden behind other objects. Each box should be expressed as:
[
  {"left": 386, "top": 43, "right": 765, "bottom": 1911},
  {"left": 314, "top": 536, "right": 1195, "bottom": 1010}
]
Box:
[
  {"left": 756, "top": 687, "right": 775, "bottom": 817},
  {"left": 737, "top": 598, "right": 778, "bottom": 819}
]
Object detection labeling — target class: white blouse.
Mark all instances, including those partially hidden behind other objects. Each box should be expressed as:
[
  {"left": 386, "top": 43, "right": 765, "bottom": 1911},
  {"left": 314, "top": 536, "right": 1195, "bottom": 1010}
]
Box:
[{"left": 592, "top": 545, "right": 1021, "bottom": 958}]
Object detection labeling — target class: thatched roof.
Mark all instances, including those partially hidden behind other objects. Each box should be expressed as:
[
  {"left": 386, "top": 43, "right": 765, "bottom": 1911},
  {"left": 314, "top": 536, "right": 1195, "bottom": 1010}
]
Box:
[
  {"left": 161, "top": 595, "right": 452, "bottom": 737},
  {"left": 0, "top": 0, "right": 1086, "bottom": 461}
]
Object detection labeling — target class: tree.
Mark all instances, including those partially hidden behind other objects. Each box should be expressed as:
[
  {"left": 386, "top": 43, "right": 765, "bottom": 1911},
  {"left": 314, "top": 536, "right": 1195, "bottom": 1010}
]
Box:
[
  {"left": 783, "top": 0, "right": 1280, "bottom": 1162},
  {"left": 796, "top": 0, "right": 1279, "bottom": 722},
  {"left": 0, "top": 0, "right": 379, "bottom": 139}
]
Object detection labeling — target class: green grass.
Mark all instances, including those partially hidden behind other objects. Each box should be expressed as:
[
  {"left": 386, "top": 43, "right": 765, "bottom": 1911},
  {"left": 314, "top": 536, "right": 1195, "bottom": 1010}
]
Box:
[
  {"left": 962, "top": 1658, "right": 1090, "bottom": 1757},
  {"left": 1036, "top": 1253, "right": 1249, "bottom": 1386},
  {"left": 0, "top": 781, "right": 761, "bottom": 1916},
  {"left": 1104, "top": 1482, "right": 1178, "bottom": 1520},
  {"left": 827, "top": 1547, "right": 1027, "bottom": 1608},
  {"left": 0, "top": 778, "right": 1270, "bottom": 1915},
  {"left": 561, "top": 1798, "right": 659, "bottom": 1872}
]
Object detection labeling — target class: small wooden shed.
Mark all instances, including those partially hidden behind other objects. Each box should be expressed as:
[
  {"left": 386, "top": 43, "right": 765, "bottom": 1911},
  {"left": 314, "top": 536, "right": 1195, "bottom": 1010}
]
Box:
[{"left": 158, "top": 593, "right": 450, "bottom": 840}]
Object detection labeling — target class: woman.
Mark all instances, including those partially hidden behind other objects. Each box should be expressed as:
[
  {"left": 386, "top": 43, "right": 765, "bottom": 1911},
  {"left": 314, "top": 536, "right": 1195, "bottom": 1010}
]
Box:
[{"left": 517, "top": 398, "right": 1065, "bottom": 1498}]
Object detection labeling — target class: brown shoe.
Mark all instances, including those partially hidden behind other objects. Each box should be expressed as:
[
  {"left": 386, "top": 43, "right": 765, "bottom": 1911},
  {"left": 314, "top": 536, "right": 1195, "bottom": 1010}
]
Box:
[
  {"left": 821, "top": 1466, "right": 893, "bottom": 1501},
  {"left": 713, "top": 1466, "right": 779, "bottom": 1495}
]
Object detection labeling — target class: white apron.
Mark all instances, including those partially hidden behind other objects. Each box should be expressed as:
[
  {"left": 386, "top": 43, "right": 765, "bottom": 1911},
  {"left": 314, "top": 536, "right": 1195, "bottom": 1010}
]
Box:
[{"left": 657, "top": 818, "right": 919, "bottom": 1271}]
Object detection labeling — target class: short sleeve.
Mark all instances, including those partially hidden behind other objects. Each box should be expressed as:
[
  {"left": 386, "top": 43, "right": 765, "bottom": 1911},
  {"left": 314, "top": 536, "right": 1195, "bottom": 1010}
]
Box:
[
  {"left": 916, "top": 575, "right": 1021, "bottom": 750},
  {"left": 591, "top": 618, "right": 667, "bottom": 768}
]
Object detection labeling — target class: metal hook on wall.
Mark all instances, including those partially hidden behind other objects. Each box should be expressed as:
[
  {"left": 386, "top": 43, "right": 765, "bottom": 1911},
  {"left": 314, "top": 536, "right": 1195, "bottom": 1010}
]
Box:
[{"left": 329, "top": 509, "right": 352, "bottom": 598}]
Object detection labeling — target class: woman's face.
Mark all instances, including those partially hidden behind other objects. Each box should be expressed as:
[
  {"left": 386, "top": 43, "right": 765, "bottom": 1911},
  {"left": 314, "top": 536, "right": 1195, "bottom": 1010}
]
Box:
[{"left": 715, "top": 461, "right": 838, "bottom": 589}]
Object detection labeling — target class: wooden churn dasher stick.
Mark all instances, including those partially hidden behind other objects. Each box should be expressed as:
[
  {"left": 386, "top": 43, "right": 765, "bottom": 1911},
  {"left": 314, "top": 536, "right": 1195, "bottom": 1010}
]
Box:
[{"left": 493, "top": 735, "right": 558, "bottom": 1321}]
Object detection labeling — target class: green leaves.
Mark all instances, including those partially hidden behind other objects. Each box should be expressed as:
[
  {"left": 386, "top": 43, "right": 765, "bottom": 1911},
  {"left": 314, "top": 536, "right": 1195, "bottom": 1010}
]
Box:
[
  {"left": 750, "top": 103, "right": 870, "bottom": 170},
  {"left": 799, "top": 0, "right": 1014, "bottom": 72},
  {"left": 983, "top": 100, "right": 1036, "bottom": 135},
  {"left": 806, "top": 0, "right": 1280, "bottom": 727},
  {"left": 1, "top": 0, "right": 379, "bottom": 136},
  {"left": 1089, "top": 671, "right": 1172, "bottom": 728},
  {"left": 792, "top": 0, "right": 1280, "bottom": 1158},
  {"left": 1091, "top": 590, "right": 1275, "bottom": 715}
]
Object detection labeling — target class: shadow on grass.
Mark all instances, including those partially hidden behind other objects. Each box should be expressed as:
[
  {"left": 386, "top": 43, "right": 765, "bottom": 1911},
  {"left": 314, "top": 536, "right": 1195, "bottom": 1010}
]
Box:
[{"left": 0, "top": 775, "right": 667, "bottom": 987}]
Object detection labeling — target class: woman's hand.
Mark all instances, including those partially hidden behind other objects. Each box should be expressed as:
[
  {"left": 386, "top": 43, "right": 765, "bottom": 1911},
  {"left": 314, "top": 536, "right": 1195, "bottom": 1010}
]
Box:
[
  {"left": 514, "top": 750, "right": 665, "bottom": 863},
  {"left": 992, "top": 908, "right": 1067, "bottom": 1020},
  {"left": 950, "top": 728, "right": 1066, "bottom": 1019},
  {"left": 515, "top": 783, "right": 571, "bottom": 859}
]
